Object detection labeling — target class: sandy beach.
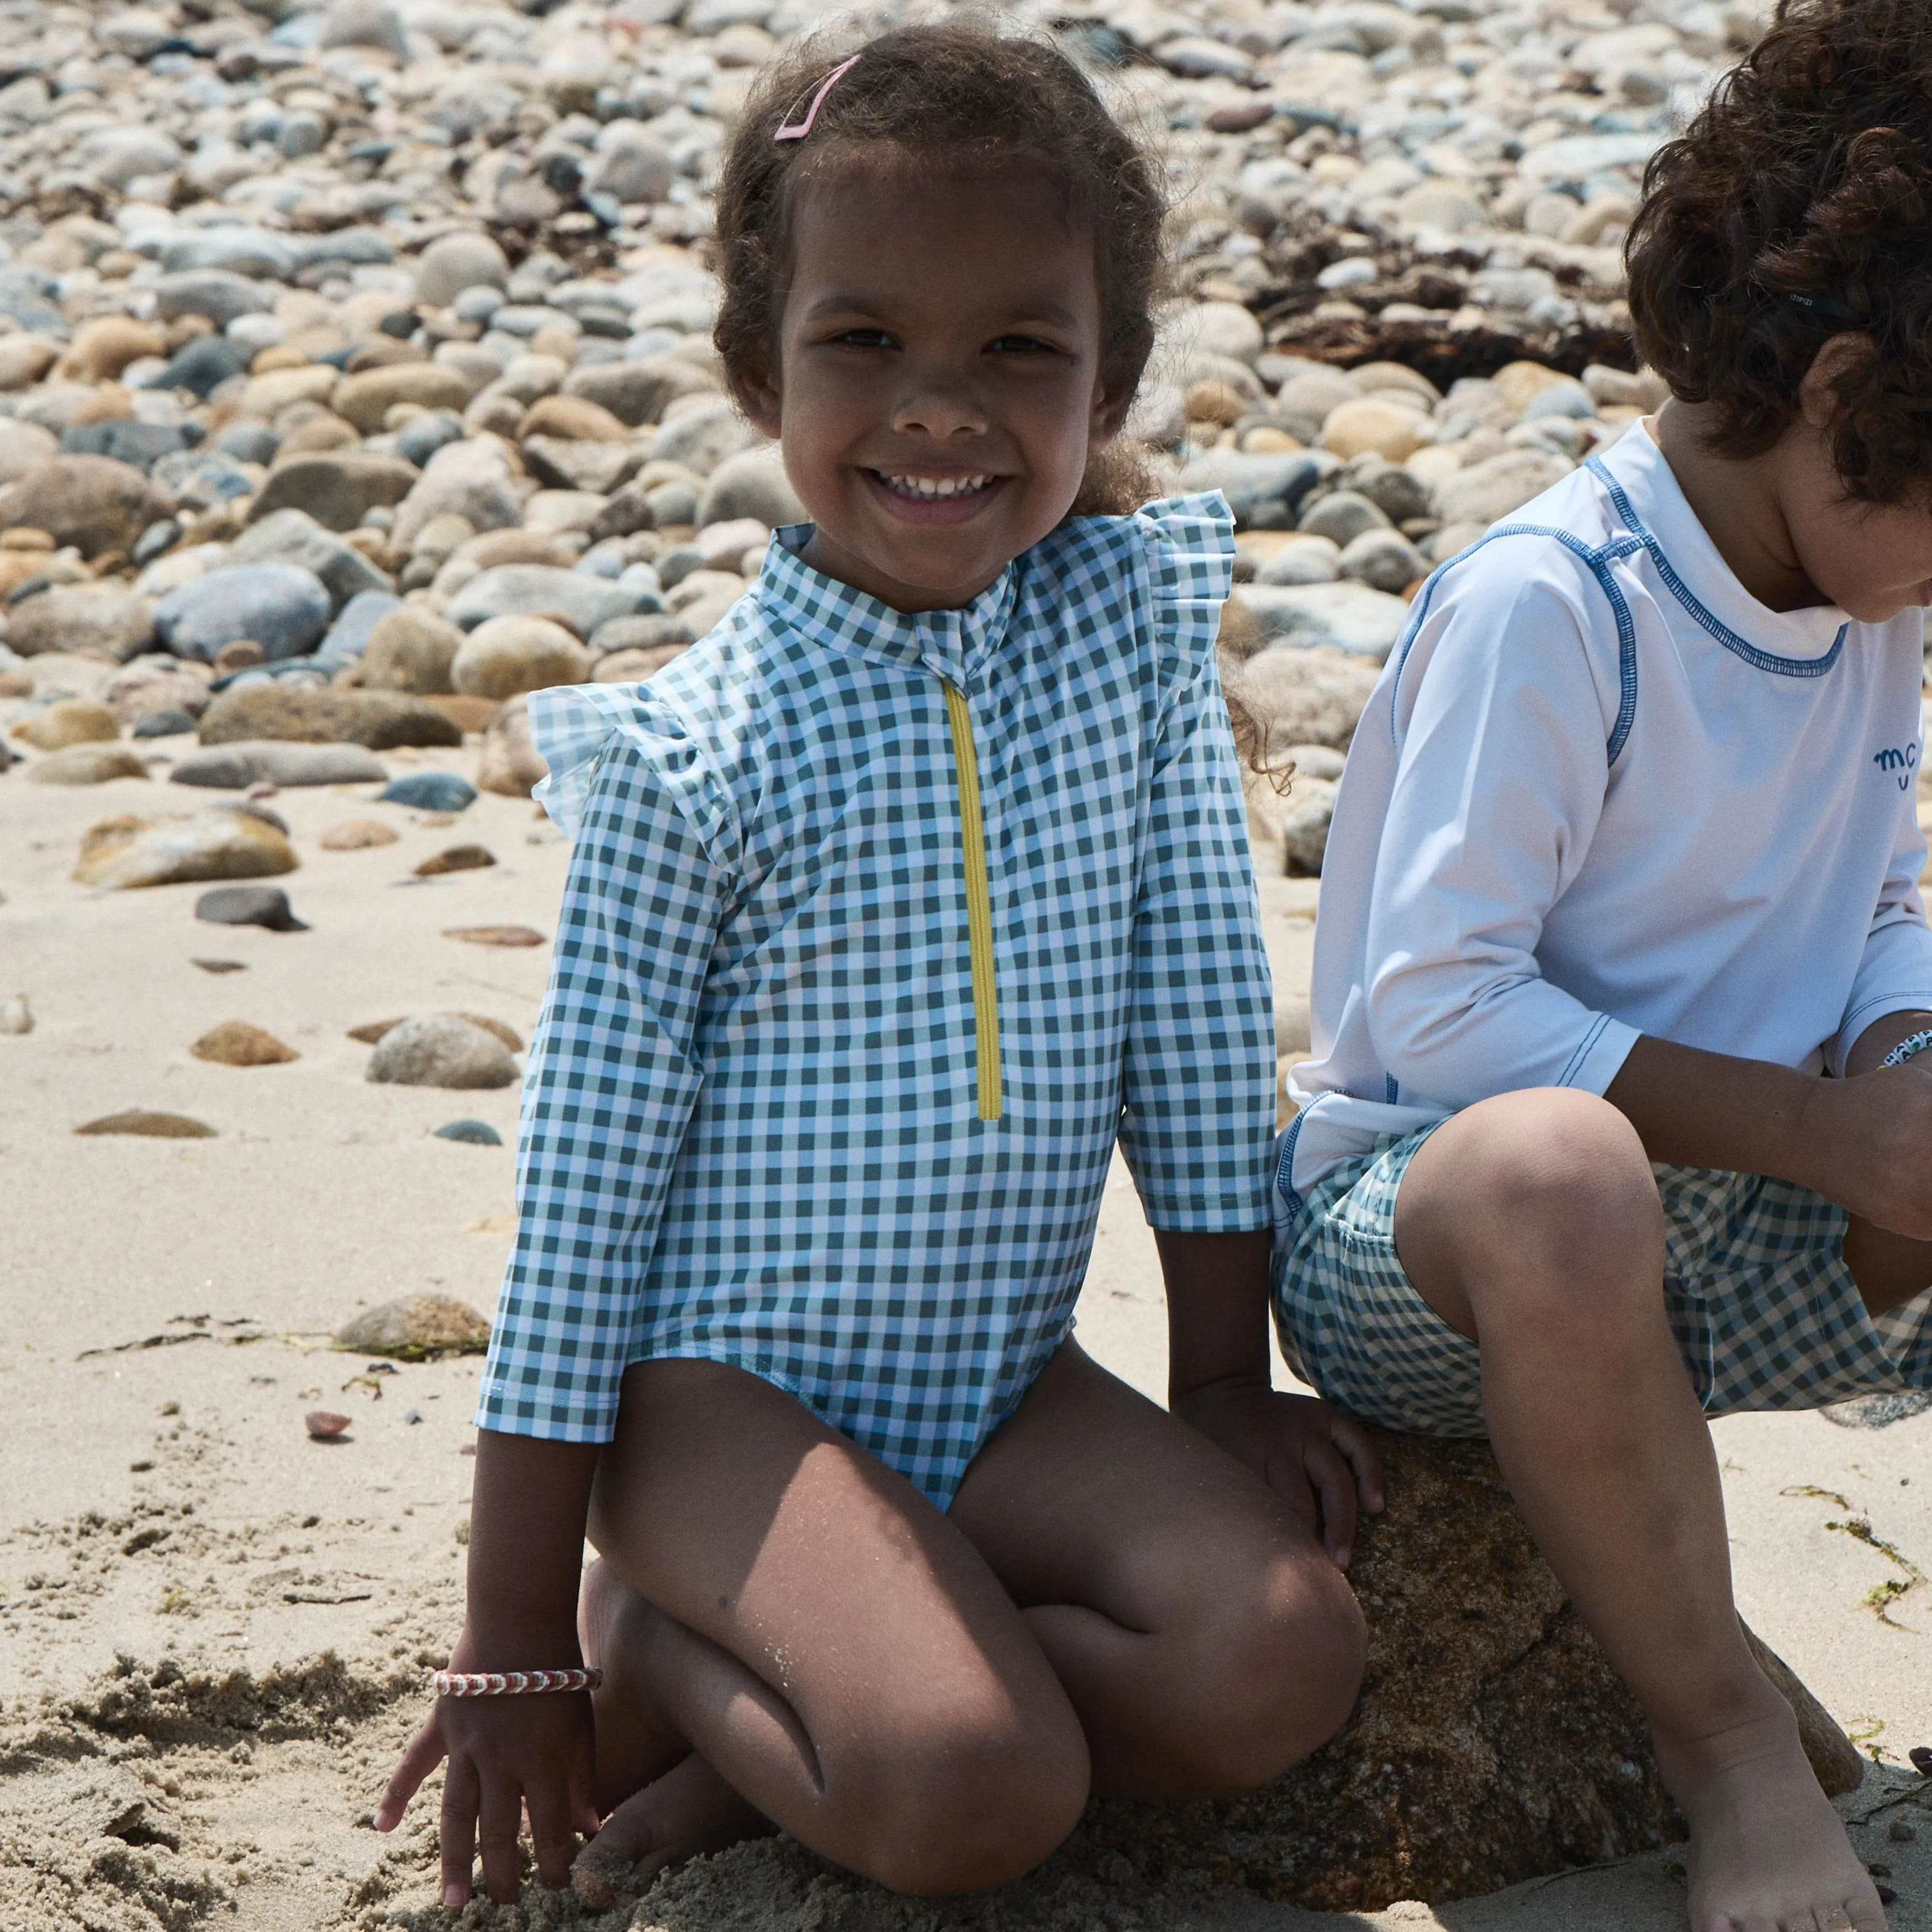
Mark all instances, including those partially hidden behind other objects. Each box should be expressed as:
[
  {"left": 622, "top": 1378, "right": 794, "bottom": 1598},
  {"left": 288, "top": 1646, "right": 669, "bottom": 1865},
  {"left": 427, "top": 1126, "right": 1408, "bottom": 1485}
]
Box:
[{"left": 3, "top": 738, "right": 1929, "bottom": 1932}]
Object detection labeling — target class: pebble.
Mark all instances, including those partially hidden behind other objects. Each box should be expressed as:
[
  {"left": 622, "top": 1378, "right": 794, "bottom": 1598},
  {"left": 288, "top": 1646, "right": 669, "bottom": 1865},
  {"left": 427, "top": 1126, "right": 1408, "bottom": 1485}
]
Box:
[
  {"left": 415, "top": 844, "right": 497, "bottom": 877},
  {"left": 320, "top": 819, "right": 401, "bottom": 851},
  {"left": 194, "top": 885, "right": 308, "bottom": 932},
  {"left": 453, "top": 615, "right": 593, "bottom": 701},
  {"left": 0, "top": 456, "right": 173, "bottom": 558},
  {"left": 197, "top": 687, "right": 460, "bottom": 752},
  {"left": 445, "top": 565, "right": 645, "bottom": 638},
  {"left": 435, "top": 1119, "right": 504, "bottom": 1147},
  {"left": 156, "top": 565, "right": 332, "bottom": 664},
  {"left": 74, "top": 807, "right": 298, "bottom": 890},
  {"left": 444, "top": 923, "right": 544, "bottom": 948},
  {"left": 10, "top": 699, "right": 120, "bottom": 751},
  {"left": 380, "top": 772, "right": 476, "bottom": 813},
  {"left": 0, "top": 994, "right": 32, "bottom": 1036},
  {"left": 191, "top": 1021, "right": 299, "bottom": 1068},
  {"left": 26, "top": 744, "right": 150, "bottom": 785},
  {"left": 75, "top": 1111, "right": 216, "bottom": 1139},
  {"left": 171, "top": 742, "right": 388, "bottom": 789},
  {"left": 478, "top": 693, "right": 549, "bottom": 799},
  {"left": 304, "top": 1411, "right": 352, "bottom": 1441},
  {"left": 362, "top": 608, "right": 466, "bottom": 694},
  {"left": 366, "top": 1013, "right": 519, "bottom": 1089}
]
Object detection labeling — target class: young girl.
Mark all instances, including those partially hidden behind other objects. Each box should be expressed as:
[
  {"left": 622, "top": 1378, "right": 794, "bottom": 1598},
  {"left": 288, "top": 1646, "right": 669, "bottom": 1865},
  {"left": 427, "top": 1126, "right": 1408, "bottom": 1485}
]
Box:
[
  {"left": 376, "top": 24, "right": 1379, "bottom": 1908},
  {"left": 1276, "top": 4, "right": 1931, "bottom": 1929}
]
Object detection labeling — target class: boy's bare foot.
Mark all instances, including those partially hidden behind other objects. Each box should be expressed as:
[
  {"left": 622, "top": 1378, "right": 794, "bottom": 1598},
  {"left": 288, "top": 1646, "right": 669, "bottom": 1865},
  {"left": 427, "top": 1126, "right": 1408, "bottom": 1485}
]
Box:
[
  {"left": 571, "top": 1750, "right": 772, "bottom": 1909},
  {"left": 1658, "top": 1703, "right": 1886, "bottom": 1932}
]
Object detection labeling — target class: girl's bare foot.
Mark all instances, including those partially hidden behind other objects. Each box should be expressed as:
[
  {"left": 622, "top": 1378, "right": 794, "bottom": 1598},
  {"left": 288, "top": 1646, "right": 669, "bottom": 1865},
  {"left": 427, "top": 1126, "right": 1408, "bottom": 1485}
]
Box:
[
  {"left": 571, "top": 1751, "right": 773, "bottom": 1909},
  {"left": 1659, "top": 1704, "right": 1887, "bottom": 1932}
]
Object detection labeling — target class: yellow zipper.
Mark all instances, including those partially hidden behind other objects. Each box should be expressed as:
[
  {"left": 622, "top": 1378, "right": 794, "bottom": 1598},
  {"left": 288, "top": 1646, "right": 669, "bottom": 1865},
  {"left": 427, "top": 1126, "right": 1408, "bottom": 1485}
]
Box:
[{"left": 943, "top": 683, "right": 1001, "bottom": 1122}]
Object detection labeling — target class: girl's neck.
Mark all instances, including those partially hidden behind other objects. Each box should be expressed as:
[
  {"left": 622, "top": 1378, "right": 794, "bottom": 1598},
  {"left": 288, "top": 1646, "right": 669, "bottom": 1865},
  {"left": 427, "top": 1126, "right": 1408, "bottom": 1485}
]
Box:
[{"left": 1650, "top": 402, "right": 1829, "bottom": 613}]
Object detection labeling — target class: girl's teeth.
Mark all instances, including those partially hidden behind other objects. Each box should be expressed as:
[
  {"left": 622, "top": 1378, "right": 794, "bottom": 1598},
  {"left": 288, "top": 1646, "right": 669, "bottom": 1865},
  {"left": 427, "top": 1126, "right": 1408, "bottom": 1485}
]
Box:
[{"left": 883, "top": 474, "right": 991, "bottom": 499}]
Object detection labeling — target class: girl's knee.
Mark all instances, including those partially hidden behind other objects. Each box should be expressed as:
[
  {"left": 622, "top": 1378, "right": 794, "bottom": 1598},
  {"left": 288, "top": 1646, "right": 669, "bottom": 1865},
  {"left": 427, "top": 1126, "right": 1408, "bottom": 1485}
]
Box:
[
  {"left": 850, "top": 1706, "right": 1088, "bottom": 1894},
  {"left": 1127, "top": 1548, "right": 1366, "bottom": 1796}
]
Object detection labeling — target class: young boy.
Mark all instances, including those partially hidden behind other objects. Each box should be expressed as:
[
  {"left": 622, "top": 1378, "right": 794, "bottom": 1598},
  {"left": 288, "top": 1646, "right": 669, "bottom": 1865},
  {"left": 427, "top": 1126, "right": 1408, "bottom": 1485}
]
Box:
[{"left": 1276, "top": 7, "right": 1932, "bottom": 1930}]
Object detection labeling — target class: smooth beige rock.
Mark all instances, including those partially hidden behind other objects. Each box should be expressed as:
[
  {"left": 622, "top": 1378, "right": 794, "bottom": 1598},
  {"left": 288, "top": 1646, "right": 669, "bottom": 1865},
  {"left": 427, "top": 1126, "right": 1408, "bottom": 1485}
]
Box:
[
  {"left": 365, "top": 1014, "right": 518, "bottom": 1090},
  {"left": 58, "top": 317, "right": 167, "bottom": 383},
  {"left": 361, "top": 606, "right": 464, "bottom": 694},
  {"left": 334, "top": 365, "right": 472, "bottom": 435},
  {"left": 235, "top": 364, "right": 339, "bottom": 421},
  {"left": 319, "top": 818, "right": 399, "bottom": 850},
  {"left": 1492, "top": 358, "right": 1575, "bottom": 414},
  {"left": 190, "top": 1020, "right": 298, "bottom": 1067},
  {"left": 451, "top": 616, "right": 590, "bottom": 701},
  {"left": 477, "top": 691, "right": 547, "bottom": 797},
  {"left": 0, "top": 456, "right": 174, "bottom": 558},
  {"left": 518, "top": 394, "right": 631, "bottom": 444},
  {"left": 10, "top": 699, "right": 120, "bottom": 749},
  {"left": 72, "top": 807, "right": 297, "bottom": 889},
  {"left": 25, "top": 744, "right": 149, "bottom": 784},
  {"left": 1321, "top": 397, "right": 1428, "bottom": 463}
]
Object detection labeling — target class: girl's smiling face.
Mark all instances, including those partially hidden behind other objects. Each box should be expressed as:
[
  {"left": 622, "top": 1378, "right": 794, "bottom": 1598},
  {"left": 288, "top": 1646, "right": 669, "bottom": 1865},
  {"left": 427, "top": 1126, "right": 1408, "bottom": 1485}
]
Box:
[{"left": 740, "top": 154, "right": 1132, "bottom": 613}]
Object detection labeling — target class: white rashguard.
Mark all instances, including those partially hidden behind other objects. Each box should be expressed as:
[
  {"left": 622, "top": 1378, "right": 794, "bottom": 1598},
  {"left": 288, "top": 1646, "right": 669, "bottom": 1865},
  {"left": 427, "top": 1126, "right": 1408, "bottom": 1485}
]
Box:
[{"left": 1282, "top": 421, "right": 1932, "bottom": 1203}]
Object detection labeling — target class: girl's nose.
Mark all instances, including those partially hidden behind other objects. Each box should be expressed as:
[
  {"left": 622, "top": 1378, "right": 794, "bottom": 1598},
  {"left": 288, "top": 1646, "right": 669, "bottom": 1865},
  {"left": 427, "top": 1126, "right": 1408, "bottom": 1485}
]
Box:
[{"left": 891, "top": 380, "right": 988, "bottom": 440}]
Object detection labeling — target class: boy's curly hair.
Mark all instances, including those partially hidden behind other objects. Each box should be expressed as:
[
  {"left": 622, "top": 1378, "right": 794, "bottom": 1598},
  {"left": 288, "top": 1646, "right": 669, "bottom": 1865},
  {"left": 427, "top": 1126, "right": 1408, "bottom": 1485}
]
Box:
[{"left": 1627, "top": 0, "right": 1932, "bottom": 502}]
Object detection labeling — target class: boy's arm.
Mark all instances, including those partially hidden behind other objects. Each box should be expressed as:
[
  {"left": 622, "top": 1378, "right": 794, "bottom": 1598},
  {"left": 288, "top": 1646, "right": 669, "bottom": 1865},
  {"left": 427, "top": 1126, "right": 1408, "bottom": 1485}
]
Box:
[
  {"left": 1160, "top": 1229, "right": 1383, "bottom": 1568},
  {"left": 1604, "top": 1012, "right": 1932, "bottom": 1238}
]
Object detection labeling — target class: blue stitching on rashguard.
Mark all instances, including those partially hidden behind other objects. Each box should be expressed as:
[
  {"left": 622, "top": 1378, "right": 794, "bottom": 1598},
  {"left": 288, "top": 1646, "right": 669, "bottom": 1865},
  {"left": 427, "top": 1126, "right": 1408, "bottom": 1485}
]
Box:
[
  {"left": 1555, "top": 1011, "right": 1613, "bottom": 1088},
  {"left": 1274, "top": 1105, "right": 1311, "bottom": 1214},
  {"left": 1388, "top": 525, "right": 1644, "bottom": 764},
  {"left": 1584, "top": 456, "right": 1847, "bottom": 678}
]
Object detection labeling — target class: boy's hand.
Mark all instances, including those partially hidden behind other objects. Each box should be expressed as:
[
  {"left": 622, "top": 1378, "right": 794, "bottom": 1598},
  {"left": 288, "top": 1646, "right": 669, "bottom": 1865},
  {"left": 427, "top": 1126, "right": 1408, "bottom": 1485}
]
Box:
[
  {"left": 1174, "top": 1379, "right": 1383, "bottom": 1571},
  {"left": 1801, "top": 1057, "right": 1932, "bottom": 1239},
  {"left": 375, "top": 1630, "right": 601, "bottom": 1908}
]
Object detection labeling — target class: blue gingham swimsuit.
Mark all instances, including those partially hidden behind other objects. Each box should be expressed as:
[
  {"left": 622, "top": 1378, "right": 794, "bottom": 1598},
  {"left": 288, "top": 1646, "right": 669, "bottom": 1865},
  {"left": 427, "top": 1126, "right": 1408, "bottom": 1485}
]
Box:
[{"left": 475, "top": 496, "right": 1276, "bottom": 1506}]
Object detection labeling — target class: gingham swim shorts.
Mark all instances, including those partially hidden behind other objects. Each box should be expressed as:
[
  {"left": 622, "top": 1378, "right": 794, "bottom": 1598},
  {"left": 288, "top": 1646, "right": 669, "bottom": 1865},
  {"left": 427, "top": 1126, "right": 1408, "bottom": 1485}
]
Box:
[{"left": 1271, "top": 1125, "right": 1932, "bottom": 1436}]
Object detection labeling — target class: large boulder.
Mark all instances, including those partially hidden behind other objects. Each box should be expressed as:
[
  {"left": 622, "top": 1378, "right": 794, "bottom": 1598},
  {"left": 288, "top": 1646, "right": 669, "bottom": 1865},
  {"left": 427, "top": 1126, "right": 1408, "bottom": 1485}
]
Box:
[
  {"left": 197, "top": 685, "right": 462, "bottom": 751},
  {"left": 1078, "top": 1431, "right": 1860, "bottom": 1911}
]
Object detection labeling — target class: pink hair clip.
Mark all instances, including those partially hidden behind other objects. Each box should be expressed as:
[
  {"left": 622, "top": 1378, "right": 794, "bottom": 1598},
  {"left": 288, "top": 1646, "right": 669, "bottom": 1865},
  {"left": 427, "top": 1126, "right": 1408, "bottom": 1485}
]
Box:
[{"left": 774, "top": 55, "right": 859, "bottom": 141}]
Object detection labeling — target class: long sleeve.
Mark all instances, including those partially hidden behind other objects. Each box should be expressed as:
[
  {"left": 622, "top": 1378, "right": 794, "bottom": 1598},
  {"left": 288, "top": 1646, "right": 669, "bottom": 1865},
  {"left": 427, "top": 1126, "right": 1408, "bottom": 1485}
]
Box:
[
  {"left": 476, "top": 732, "right": 729, "bottom": 1439},
  {"left": 1834, "top": 791, "right": 1932, "bottom": 1070},
  {"left": 1117, "top": 502, "right": 1275, "bottom": 1231},
  {"left": 1363, "top": 565, "right": 1640, "bottom": 1108}
]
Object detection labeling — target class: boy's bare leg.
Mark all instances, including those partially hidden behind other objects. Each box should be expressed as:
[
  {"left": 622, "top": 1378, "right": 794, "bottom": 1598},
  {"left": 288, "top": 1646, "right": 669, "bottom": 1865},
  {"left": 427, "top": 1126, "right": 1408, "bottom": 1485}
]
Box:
[
  {"left": 574, "top": 1358, "right": 1090, "bottom": 1897},
  {"left": 578, "top": 1344, "right": 1365, "bottom": 1891},
  {"left": 1395, "top": 1088, "right": 1885, "bottom": 1932},
  {"left": 949, "top": 1339, "right": 1366, "bottom": 1799}
]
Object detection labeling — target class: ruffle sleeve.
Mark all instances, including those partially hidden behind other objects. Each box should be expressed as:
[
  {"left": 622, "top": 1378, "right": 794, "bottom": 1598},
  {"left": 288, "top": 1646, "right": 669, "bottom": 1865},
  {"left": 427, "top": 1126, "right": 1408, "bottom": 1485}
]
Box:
[
  {"left": 1132, "top": 491, "right": 1237, "bottom": 676},
  {"left": 527, "top": 681, "right": 740, "bottom": 877}
]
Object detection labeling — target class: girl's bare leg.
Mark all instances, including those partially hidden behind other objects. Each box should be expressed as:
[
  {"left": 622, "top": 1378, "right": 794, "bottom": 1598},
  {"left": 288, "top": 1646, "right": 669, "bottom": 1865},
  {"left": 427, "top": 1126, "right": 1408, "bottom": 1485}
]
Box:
[
  {"left": 576, "top": 1344, "right": 1366, "bottom": 1894},
  {"left": 949, "top": 1339, "right": 1366, "bottom": 1799},
  {"left": 574, "top": 1357, "right": 1090, "bottom": 1897},
  {"left": 1394, "top": 1088, "right": 1886, "bottom": 1932}
]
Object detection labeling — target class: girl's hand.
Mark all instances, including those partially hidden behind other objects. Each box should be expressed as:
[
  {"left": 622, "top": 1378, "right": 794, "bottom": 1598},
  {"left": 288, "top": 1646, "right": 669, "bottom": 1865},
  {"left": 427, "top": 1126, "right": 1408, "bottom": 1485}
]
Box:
[
  {"left": 375, "top": 1639, "right": 601, "bottom": 1908},
  {"left": 1173, "top": 1382, "right": 1383, "bottom": 1571}
]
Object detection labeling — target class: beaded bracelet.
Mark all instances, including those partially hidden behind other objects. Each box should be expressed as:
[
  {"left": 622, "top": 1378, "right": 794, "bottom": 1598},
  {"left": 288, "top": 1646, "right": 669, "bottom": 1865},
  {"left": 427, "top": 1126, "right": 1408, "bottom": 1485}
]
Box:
[
  {"left": 432, "top": 1667, "right": 603, "bottom": 1698},
  {"left": 1880, "top": 1027, "right": 1932, "bottom": 1069}
]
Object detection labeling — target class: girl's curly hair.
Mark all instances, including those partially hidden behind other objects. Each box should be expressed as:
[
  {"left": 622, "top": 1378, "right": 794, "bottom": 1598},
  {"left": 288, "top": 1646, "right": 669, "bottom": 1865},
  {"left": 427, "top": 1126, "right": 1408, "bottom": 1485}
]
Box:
[
  {"left": 1627, "top": 0, "right": 1932, "bottom": 501},
  {"left": 712, "top": 21, "right": 1167, "bottom": 426}
]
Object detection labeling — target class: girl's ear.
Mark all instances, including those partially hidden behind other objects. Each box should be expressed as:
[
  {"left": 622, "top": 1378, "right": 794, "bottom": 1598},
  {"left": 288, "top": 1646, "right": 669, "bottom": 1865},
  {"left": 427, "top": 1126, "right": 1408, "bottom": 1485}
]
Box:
[
  {"left": 1088, "top": 371, "right": 1136, "bottom": 449},
  {"left": 1797, "top": 332, "right": 1872, "bottom": 431},
  {"left": 738, "top": 350, "right": 783, "bottom": 440}
]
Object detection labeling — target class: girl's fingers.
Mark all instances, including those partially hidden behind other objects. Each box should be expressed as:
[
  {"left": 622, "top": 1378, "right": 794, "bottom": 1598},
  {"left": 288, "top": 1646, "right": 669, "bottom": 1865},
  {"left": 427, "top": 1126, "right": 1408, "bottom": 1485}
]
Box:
[
  {"left": 477, "top": 1769, "right": 526, "bottom": 1904},
  {"left": 525, "top": 1778, "right": 581, "bottom": 1891},
  {"left": 1303, "top": 1437, "right": 1358, "bottom": 1570},
  {"left": 571, "top": 1718, "right": 604, "bottom": 1838},
  {"left": 439, "top": 1750, "right": 481, "bottom": 1912},
  {"left": 1328, "top": 1411, "right": 1385, "bottom": 1513},
  {"left": 374, "top": 1714, "right": 446, "bottom": 1832}
]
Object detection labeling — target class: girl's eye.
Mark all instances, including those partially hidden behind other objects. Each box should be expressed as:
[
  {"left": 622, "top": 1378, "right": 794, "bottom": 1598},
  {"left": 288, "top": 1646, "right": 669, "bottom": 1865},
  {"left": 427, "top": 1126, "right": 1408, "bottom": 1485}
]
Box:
[
  {"left": 831, "top": 328, "right": 895, "bottom": 349},
  {"left": 986, "top": 335, "right": 1059, "bottom": 356}
]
